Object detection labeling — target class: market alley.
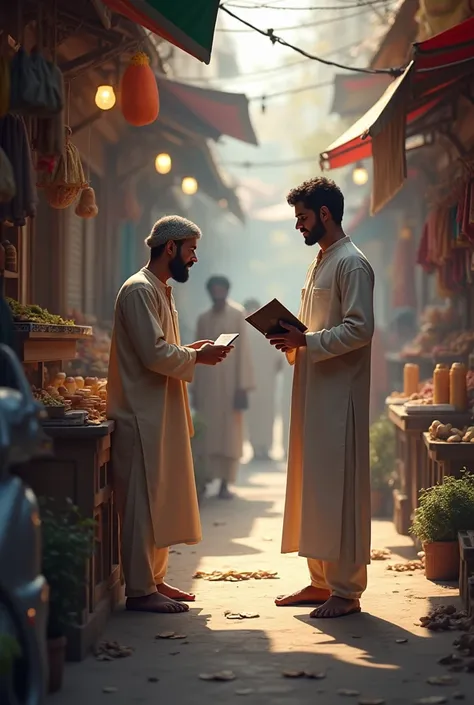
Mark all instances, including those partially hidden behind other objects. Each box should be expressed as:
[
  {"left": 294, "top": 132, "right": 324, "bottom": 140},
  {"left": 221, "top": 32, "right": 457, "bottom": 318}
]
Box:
[{"left": 53, "top": 458, "right": 468, "bottom": 705}]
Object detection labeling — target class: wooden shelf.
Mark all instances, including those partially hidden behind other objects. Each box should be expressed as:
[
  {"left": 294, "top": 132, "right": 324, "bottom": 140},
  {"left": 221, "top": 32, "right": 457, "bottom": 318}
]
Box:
[
  {"left": 2, "top": 269, "right": 19, "bottom": 279},
  {"left": 13, "top": 323, "right": 93, "bottom": 363}
]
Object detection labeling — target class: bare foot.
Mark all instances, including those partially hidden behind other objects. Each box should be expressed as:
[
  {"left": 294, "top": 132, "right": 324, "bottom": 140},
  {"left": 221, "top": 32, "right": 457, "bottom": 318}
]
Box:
[
  {"left": 157, "top": 582, "right": 196, "bottom": 602},
  {"left": 310, "top": 596, "right": 361, "bottom": 619},
  {"left": 275, "top": 585, "right": 331, "bottom": 607},
  {"left": 125, "top": 592, "right": 189, "bottom": 613}
]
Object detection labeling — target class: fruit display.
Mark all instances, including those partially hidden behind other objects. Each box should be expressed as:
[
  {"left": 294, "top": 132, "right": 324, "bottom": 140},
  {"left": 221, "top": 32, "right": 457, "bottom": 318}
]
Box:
[
  {"left": 428, "top": 420, "right": 474, "bottom": 443},
  {"left": 401, "top": 303, "right": 461, "bottom": 358},
  {"left": 33, "top": 374, "right": 108, "bottom": 424},
  {"left": 389, "top": 379, "right": 434, "bottom": 403},
  {"left": 6, "top": 298, "right": 75, "bottom": 326},
  {"left": 432, "top": 330, "right": 474, "bottom": 358}
]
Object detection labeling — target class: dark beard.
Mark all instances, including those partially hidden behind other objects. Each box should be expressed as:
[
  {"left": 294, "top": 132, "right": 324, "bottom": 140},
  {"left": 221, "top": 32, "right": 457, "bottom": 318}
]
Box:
[
  {"left": 304, "top": 216, "right": 326, "bottom": 246},
  {"left": 169, "top": 253, "right": 192, "bottom": 283}
]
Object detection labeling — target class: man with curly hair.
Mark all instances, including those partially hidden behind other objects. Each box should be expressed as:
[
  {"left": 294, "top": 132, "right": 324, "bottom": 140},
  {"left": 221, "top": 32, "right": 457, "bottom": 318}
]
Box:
[{"left": 268, "top": 177, "right": 374, "bottom": 619}]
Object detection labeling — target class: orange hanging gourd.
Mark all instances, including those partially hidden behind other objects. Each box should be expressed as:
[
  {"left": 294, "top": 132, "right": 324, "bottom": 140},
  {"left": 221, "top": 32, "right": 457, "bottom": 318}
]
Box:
[{"left": 120, "top": 52, "right": 159, "bottom": 127}]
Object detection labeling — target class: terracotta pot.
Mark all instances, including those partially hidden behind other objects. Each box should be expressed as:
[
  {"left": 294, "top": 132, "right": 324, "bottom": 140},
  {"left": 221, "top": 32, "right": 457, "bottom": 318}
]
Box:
[
  {"left": 47, "top": 636, "right": 67, "bottom": 693},
  {"left": 371, "top": 489, "right": 384, "bottom": 517},
  {"left": 423, "top": 541, "right": 460, "bottom": 581}
]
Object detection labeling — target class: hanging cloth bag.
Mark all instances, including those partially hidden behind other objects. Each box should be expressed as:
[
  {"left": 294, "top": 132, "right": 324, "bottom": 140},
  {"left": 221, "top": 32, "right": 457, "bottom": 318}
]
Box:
[{"left": 0, "top": 147, "right": 16, "bottom": 203}]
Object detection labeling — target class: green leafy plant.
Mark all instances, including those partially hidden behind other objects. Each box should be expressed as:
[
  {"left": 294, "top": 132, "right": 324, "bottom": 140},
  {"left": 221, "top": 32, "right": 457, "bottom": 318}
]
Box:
[
  {"left": 410, "top": 472, "right": 474, "bottom": 543},
  {"left": 370, "top": 414, "right": 396, "bottom": 491},
  {"left": 40, "top": 498, "right": 95, "bottom": 639},
  {"left": 0, "top": 634, "right": 21, "bottom": 676}
]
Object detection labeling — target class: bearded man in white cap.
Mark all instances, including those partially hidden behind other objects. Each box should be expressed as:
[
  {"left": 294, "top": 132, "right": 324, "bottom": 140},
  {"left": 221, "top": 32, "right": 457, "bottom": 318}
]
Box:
[{"left": 107, "top": 216, "right": 233, "bottom": 613}]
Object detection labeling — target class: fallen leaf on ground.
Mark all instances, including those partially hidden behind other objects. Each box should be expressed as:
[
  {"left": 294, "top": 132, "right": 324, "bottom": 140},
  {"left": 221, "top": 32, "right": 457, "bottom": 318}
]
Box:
[
  {"left": 387, "top": 561, "right": 424, "bottom": 572},
  {"left": 170, "top": 634, "right": 187, "bottom": 640},
  {"left": 282, "top": 670, "right": 305, "bottom": 678},
  {"left": 95, "top": 641, "right": 133, "bottom": 660},
  {"left": 305, "top": 671, "right": 326, "bottom": 680},
  {"left": 370, "top": 549, "right": 391, "bottom": 561},
  {"left": 338, "top": 689, "right": 360, "bottom": 696},
  {"left": 199, "top": 671, "right": 236, "bottom": 682},
  {"left": 395, "top": 639, "right": 408, "bottom": 644},
  {"left": 102, "top": 687, "right": 118, "bottom": 693},
  {"left": 193, "top": 570, "right": 279, "bottom": 582},
  {"left": 427, "top": 675, "right": 457, "bottom": 685},
  {"left": 453, "top": 693, "right": 465, "bottom": 700},
  {"left": 235, "top": 688, "right": 255, "bottom": 695},
  {"left": 415, "top": 698, "right": 447, "bottom": 705},
  {"left": 147, "top": 677, "right": 159, "bottom": 683},
  {"left": 359, "top": 699, "right": 385, "bottom": 705},
  {"left": 438, "top": 653, "right": 462, "bottom": 665},
  {"left": 169, "top": 651, "right": 180, "bottom": 656},
  {"left": 155, "top": 631, "right": 176, "bottom": 639}
]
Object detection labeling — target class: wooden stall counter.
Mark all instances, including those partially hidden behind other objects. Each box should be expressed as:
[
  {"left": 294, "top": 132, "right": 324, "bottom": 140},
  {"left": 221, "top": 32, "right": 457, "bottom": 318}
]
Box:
[
  {"left": 388, "top": 405, "right": 471, "bottom": 536},
  {"left": 422, "top": 433, "right": 474, "bottom": 487},
  {"left": 15, "top": 419, "right": 123, "bottom": 662}
]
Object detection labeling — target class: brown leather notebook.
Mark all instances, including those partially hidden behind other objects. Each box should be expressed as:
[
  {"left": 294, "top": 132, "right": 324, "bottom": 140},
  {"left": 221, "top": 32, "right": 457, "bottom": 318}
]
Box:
[{"left": 245, "top": 299, "right": 307, "bottom": 337}]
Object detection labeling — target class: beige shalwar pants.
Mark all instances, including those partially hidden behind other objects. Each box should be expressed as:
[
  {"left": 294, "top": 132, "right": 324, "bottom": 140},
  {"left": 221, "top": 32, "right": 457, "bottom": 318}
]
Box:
[{"left": 115, "top": 453, "right": 170, "bottom": 598}]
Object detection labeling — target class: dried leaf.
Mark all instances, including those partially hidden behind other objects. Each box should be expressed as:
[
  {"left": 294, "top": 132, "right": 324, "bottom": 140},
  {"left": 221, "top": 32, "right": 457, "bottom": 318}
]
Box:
[
  {"left": 415, "top": 698, "right": 448, "bottom": 705},
  {"left": 453, "top": 694, "right": 465, "bottom": 701},
  {"left": 338, "top": 689, "right": 360, "bottom": 697},
  {"left": 370, "top": 549, "right": 391, "bottom": 561},
  {"left": 282, "top": 670, "right": 305, "bottom": 678},
  {"left": 240, "top": 612, "right": 260, "bottom": 619},
  {"left": 214, "top": 671, "right": 236, "bottom": 682},
  {"left": 169, "top": 651, "right": 180, "bottom": 656},
  {"left": 235, "top": 689, "right": 255, "bottom": 696},
  {"left": 193, "top": 570, "right": 278, "bottom": 582},
  {"left": 102, "top": 687, "right": 118, "bottom": 694},
  {"left": 395, "top": 639, "right": 408, "bottom": 644},
  {"left": 427, "top": 675, "right": 457, "bottom": 686},
  {"left": 199, "top": 673, "right": 215, "bottom": 681},
  {"left": 438, "top": 654, "right": 462, "bottom": 665},
  {"left": 226, "top": 613, "right": 244, "bottom": 620},
  {"left": 156, "top": 631, "right": 175, "bottom": 639},
  {"left": 170, "top": 634, "right": 187, "bottom": 640},
  {"left": 147, "top": 677, "right": 159, "bottom": 683},
  {"left": 304, "top": 671, "right": 326, "bottom": 680}
]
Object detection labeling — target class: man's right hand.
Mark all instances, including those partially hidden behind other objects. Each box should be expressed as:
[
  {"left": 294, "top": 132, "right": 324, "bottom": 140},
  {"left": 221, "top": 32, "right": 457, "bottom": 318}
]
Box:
[{"left": 196, "top": 343, "right": 233, "bottom": 366}]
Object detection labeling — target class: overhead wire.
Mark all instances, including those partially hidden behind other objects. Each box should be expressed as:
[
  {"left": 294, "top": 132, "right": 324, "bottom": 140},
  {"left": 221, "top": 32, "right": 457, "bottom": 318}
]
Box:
[
  {"left": 218, "top": 5, "right": 403, "bottom": 76},
  {"left": 223, "top": 0, "right": 392, "bottom": 10},
  {"left": 217, "top": 6, "right": 383, "bottom": 31},
  {"left": 221, "top": 155, "right": 321, "bottom": 167}
]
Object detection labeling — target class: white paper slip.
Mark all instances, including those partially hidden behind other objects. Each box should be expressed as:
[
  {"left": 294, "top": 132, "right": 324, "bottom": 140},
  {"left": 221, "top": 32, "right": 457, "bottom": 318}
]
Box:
[{"left": 214, "top": 333, "right": 239, "bottom": 346}]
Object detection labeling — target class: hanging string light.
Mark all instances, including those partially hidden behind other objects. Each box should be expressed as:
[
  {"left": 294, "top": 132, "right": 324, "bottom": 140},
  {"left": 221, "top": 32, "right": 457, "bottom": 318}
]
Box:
[
  {"left": 94, "top": 85, "right": 116, "bottom": 111},
  {"left": 352, "top": 163, "right": 369, "bottom": 186},
  {"left": 155, "top": 153, "right": 172, "bottom": 174},
  {"left": 181, "top": 177, "right": 198, "bottom": 195}
]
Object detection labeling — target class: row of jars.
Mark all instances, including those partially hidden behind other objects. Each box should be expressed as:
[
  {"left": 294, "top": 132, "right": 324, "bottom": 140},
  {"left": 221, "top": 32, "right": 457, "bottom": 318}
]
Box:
[{"left": 404, "top": 362, "right": 468, "bottom": 411}]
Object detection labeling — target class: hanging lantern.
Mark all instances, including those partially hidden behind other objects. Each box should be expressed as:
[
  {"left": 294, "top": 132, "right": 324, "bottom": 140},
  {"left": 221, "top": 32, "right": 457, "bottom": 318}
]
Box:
[
  {"left": 182, "top": 177, "right": 198, "bottom": 195},
  {"left": 95, "top": 85, "right": 116, "bottom": 111},
  {"left": 352, "top": 162, "right": 368, "bottom": 186},
  {"left": 120, "top": 52, "right": 159, "bottom": 127},
  {"left": 155, "top": 153, "right": 171, "bottom": 174}
]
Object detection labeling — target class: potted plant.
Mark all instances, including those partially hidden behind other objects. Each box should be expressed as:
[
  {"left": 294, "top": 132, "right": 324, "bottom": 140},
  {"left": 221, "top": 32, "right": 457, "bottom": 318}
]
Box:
[
  {"left": 370, "top": 414, "right": 395, "bottom": 517},
  {"left": 40, "top": 499, "right": 95, "bottom": 693},
  {"left": 410, "top": 472, "right": 474, "bottom": 581}
]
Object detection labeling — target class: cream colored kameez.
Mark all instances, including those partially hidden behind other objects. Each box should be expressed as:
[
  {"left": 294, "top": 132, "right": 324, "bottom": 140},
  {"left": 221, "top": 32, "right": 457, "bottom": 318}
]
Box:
[
  {"left": 283, "top": 237, "right": 374, "bottom": 599},
  {"left": 193, "top": 300, "right": 255, "bottom": 483},
  {"left": 107, "top": 268, "right": 201, "bottom": 597}
]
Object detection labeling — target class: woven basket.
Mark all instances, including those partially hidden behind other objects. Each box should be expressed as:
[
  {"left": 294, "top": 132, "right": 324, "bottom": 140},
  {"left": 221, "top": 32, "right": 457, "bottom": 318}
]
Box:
[{"left": 39, "top": 127, "right": 87, "bottom": 209}]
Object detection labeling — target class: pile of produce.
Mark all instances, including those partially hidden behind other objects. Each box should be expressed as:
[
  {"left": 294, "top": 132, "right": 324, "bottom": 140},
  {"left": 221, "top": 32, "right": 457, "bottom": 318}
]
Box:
[
  {"left": 389, "top": 379, "right": 434, "bottom": 403},
  {"left": 6, "top": 298, "right": 74, "bottom": 326},
  {"left": 68, "top": 325, "right": 111, "bottom": 378},
  {"left": 428, "top": 420, "right": 474, "bottom": 443},
  {"left": 401, "top": 304, "right": 460, "bottom": 358},
  {"left": 38, "top": 373, "right": 107, "bottom": 424},
  {"left": 433, "top": 330, "right": 474, "bottom": 358}
]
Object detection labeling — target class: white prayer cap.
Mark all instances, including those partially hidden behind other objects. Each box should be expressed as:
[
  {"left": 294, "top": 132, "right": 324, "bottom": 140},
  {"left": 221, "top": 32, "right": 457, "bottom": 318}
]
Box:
[{"left": 145, "top": 215, "right": 202, "bottom": 248}]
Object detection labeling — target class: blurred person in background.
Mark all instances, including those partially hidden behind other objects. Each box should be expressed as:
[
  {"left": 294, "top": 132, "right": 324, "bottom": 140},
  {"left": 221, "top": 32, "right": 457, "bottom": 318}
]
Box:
[
  {"left": 193, "top": 276, "right": 254, "bottom": 499},
  {"left": 268, "top": 177, "right": 374, "bottom": 619},
  {"left": 243, "top": 298, "right": 282, "bottom": 462},
  {"left": 107, "top": 217, "right": 233, "bottom": 614}
]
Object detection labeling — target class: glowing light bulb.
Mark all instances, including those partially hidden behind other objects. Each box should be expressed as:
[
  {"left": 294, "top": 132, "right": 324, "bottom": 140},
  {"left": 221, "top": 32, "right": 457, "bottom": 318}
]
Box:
[
  {"left": 95, "top": 85, "right": 116, "bottom": 111},
  {"left": 155, "top": 153, "right": 172, "bottom": 174},
  {"left": 181, "top": 177, "right": 198, "bottom": 195},
  {"left": 352, "top": 164, "right": 368, "bottom": 186}
]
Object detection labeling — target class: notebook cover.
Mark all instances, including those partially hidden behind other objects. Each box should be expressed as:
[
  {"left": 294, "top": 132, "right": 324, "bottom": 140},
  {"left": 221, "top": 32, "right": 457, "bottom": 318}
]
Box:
[{"left": 245, "top": 298, "right": 307, "bottom": 336}]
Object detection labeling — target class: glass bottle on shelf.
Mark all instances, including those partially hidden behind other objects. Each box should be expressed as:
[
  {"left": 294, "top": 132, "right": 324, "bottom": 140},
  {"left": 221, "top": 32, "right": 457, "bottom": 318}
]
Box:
[
  {"left": 433, "top": 364, "right": 450, "bottom": 404},
  {"left": 449, "top": 362, "right": 468, "bottom": 411},
  {"left": 403, "top": 363, "right": 419, "bottom": 397}
]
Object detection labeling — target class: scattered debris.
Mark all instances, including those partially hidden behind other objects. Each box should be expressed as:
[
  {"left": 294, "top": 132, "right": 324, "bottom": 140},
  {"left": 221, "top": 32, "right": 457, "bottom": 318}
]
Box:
[
  {"left": 370, "top": 549, "right": 391, "bottom": 561},
  {"left": 224, "top": 610, "right": 260, "bottom": 620},
  {"left": 438, "top": 653, "right": 463, "bottom": 665},
  {"left": 282, "top": 670, "right": 326, "bottom": 680},
  {"left": 395, "top": 639, "right": 408, "bottom": 644},
  {"left": 155, "top": 632, "right": 187, "bottom": 640},
  {"left": 453, "top": 693, "right": 465, "bottom": 700},
  {"left": 95, "top": 641, "right": 133, "bottom": 661},
  {"left": 169, "top": 651, "right": 180, "bottom": 656},
  {"left": 427, "top": 675, "right": 457, "bottom": 686},
  {"left": 199, "top": 671, "right": 236, "bottom": 682},
  {"left": 102, "top": 687, "right": 118, "bottom": 694},
  {"left": 419, "top": 605, "right": 472, "bottom": 632},
  {"left": 213, "top": 522, "right": 226, "bottom": 527},
  {"left": 193, "top": 570, "right": 279, "bottom": 582},
  {"left": 387, "top": 561, "right": 424, "bottom": 573},
  {"left": 282, "top": 670, "right": 305, "bottom": 679},
  {"left": 358, "top": 699, "right": 385, "bottom": 705},
  {"left": 235, "top": 688, "right": 255, "bottom": 696},
  {"left": 147, "top": 677, "right": 159, "bottom": 683},
  {"left": 454, "top": 632, "right": 474, "bottom": 654},
  {"left": 415, "top": 698, "right": 447, "bottom": 705},
  {"left": 338, "top": 689, "right": 360, "bottom": 697}
]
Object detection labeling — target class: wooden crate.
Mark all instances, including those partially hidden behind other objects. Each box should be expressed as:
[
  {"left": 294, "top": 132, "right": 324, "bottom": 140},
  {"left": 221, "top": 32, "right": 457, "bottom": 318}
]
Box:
[{"left": 459, "top": 530, "right": 474, "bottom": 616}]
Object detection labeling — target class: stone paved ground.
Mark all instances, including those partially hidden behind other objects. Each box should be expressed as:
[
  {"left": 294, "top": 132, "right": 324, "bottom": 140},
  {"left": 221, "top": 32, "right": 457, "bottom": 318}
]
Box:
[{"left": 51, "top": 458, "right": 472, "bottom": 705}]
